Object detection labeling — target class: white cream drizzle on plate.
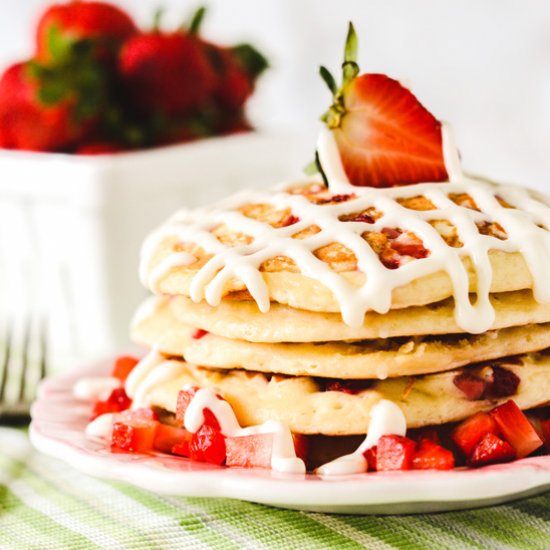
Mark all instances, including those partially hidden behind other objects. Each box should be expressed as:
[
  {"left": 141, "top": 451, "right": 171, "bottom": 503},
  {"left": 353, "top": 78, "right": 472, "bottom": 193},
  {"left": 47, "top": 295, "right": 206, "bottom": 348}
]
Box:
[{"left": 139, "top": 125, "right": 550, "bottom": 334}]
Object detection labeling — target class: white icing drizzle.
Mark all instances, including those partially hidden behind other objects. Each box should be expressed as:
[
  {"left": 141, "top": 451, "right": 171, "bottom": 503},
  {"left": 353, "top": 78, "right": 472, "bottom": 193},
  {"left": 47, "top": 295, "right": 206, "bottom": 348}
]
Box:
[
  {"left": 124, "top": 347, "right": 165, "bottom": 399},
  {"left": 74, "top": 377, "right": 120, "bottom": 401},
  {"left": 316, "top": 400, "right": 406, "bottom": 476},
  {"left": 85, "top": 413, "right": 115, "bottom": 438},
  {"left": 131, "top": 361, "right": 188, "bottom": 409},
  {"left": 184, "top": 387, "right": 305, "bottom": 474},
  {"left": 139, "top": 125, "right": 550, "bottom": 334}
]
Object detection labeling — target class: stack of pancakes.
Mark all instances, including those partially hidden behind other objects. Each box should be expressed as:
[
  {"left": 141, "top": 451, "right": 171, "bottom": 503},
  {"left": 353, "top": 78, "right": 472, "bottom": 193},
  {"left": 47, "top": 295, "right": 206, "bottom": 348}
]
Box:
[{"left": 131, "top": 180, "right": 550, "bottom": 466}]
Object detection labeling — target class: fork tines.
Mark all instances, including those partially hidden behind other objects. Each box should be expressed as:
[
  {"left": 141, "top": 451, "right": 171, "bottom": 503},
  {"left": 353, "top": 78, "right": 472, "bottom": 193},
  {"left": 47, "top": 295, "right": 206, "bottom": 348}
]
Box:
[{"left": 0, "top": 316, "right": 48, "bottom": 423}]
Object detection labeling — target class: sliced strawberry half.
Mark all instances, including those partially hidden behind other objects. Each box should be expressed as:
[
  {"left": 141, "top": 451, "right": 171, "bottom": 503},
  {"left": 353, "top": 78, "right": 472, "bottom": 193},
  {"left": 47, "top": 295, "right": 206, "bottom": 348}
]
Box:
[
  {"left": 490, "top": 400, "right": 543, "bottom": 458},
  {"left": 317, "top": 24, "right": 448, "bottom": 188}
]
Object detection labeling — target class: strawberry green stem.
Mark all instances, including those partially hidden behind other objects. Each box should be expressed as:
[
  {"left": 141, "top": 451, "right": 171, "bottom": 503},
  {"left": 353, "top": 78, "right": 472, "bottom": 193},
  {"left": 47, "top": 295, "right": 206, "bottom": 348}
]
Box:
[{"left": 188, "top": 6, "right": 207, "bottom": 34}]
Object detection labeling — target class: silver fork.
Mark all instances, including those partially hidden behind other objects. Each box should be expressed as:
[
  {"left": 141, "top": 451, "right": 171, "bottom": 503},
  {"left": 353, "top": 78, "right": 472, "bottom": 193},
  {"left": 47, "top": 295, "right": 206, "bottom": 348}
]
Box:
[{"left": 0, "top": 316, "right": 48, "bottom": 423}]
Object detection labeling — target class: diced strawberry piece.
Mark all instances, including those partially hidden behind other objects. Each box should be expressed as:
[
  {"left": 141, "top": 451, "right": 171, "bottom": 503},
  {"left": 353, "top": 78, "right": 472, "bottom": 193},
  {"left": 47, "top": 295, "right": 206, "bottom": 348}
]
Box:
[
  {"left": 202, "top": 408, "right": 222, "bottom": 431},
  {"left": 191, "top": 329, "right": 208, "bottom": 339},
  {"left": 171, "top": 440, "right": 192, "bottom": 457},
  {"left": 175, "top": 386, "right": 199, "bottom": 424},
  {"left": 540, "top": 420, "right": 550, "bottom": 453},
  {"left": 391, "top": 235, "right": 429, "bottom": 260},
  {"left": 375, "top": 435, "right": 416, "bottom": 471},
  {"left": 412, "top": 427, "right": 441, "bottom": 445},
  {"left": 92, "top": 387, "right": 131, "bottom": 419},
  {"left": 190, "top": 424, "right": 226, "bottom": 465},
  {"left": 453, "top": 372, "right": 487, "bottom": 401},
  {"left": 364, "top": 446, "right": 377, "bottom": 471},
  {"left": 412, "top": 439, "right": 455, "bottom": 470},
  {"left": 489, "top": 366, "right": 520, "bottom": 398},
  {"left": 490, "top": 400, "right": 543, "bottom": 458},
  {"left": 282, "top": 214, "right": 300, "bottom": 227},
  {"left": 111, "top": 415, "right": 158, "bottom": 453},
  {"left": 381, "top": 227, "right": 401, "bottom": 239},
  {"left": 226, "top": 433, "right": 273, "bottom": 468},
  {"left": 153, "top": 423, "right": 192, "bottom": 454},
  {"left": 451, "top": 412, "right": 499, "bottom": 457},
  {"left": 467, "top": 433, "right": 516, "bottom": 468},
  {"left": 112, "top": 355, "right": 139, "bottom": 382}
]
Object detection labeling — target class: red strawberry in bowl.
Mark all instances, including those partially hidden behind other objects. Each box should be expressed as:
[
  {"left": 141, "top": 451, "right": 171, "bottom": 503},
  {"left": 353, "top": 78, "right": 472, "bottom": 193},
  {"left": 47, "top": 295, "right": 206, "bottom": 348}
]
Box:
[
  {"left": 0, "top": 61, "right": 100, "bottom": 151},
  {"left": 317, "top": 23, "right": 448, "bottom": 188},
  {"left": 118, "top": 30, "right": 216, "bottom": 117},
  {"left": 36, "top": 1, "right": 137, "bottom": 64}
]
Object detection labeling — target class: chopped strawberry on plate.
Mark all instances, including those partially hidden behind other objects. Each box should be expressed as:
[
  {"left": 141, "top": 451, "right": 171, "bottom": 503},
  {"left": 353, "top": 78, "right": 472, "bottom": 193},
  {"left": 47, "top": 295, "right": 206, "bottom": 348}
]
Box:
[
  {"left": 317, "top": 23, "right": 448, "bottom": 188},
  {"left": 226, "top": 433, "right": 274, "bottom": 469},
  {"left": 110, "top": 409, "right": 158, "bottom": 453},
  {"left": 451, "top": 411, "right": 499, "bottom": 457},
  {"left": 490, "top": 400, "right": 543, "bottom": 458},
  {"left": 412, "top": 439, "right": 454, "bottom": 470},
  {"left": 189, "top": 409, "right": 226, "bottom": 465},
  {"left": 467, "top": 433, "right": 516, "bottom": 468},
  {"left": 92, "top": 387, "right": 131, "bottom": 419},
  {"left": 153, "top": 424, "right": 192, "bottom": 455},
  {"left": 111, "top": 355, "right": 139, "bottom": 382},
  {"left": 373, "top": 435, "right": 416, "bottom": 471}
]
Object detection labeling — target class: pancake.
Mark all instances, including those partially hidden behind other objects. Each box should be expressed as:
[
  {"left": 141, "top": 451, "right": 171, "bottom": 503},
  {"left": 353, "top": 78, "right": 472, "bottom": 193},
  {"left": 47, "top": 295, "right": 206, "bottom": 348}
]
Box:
[
  {"left": 132, "top": 297, "right": 550, "bottom": 379},
  {"left": 147, "top": 238, "right": 532, "bottom": 314},
  {"left": 165, "top": 290, "right": 550, "bottom": 343},
  {"left": 139, "top": 179, "right": 550, "bottom": 335},
  {"left": 126, "top": 351, "right": 550, "bottom": 435}
]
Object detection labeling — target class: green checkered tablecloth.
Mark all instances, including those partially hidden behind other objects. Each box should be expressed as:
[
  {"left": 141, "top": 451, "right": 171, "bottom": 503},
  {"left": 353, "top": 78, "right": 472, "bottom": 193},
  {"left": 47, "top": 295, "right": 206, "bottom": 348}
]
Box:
[{"left": 1, "top": 428, "right": 550, "bottom": 549}]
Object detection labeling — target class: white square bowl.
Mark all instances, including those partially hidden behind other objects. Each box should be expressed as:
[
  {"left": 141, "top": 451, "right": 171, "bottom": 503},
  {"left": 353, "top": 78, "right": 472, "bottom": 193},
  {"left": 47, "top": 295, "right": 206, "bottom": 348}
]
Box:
[{"left": 0, "top": 132, "right": 310, "bottom": 371}]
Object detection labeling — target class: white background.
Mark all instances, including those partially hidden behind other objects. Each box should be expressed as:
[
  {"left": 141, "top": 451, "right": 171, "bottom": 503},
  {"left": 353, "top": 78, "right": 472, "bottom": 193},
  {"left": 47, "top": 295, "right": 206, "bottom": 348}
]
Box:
[{"left": 0, "top": 0, "right": 549, "bottom": 190}]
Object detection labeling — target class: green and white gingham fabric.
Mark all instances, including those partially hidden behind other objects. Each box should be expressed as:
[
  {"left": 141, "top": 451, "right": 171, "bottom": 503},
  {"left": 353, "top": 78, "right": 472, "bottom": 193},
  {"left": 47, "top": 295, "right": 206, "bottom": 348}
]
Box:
[{"left": 1, "top": 428, "right": 550, "bottom": 550}]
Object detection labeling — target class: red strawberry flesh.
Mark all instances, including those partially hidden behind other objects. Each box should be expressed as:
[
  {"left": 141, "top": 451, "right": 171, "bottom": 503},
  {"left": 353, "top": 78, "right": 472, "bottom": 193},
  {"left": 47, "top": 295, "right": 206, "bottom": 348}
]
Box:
[
  {"left": 467, "top": 432, "right": 516, "bottom": 468},
  {"left": 112, "top": 355, "right": 139, "bottom": 382},
  {"left": 453, "top": 372, "right": 487, "bottom": 401},
  {"left": 451, "top": 412, "right": 499, "bottom": 457},
  {"left": 153, "top": 424, "right": 192, "bottom": 454},
  {"left": 92, "top": 387, "right": 131, "bottom": 419},
  {"left": 332, "top": 74, "right": 448, "bottom": 188},
  {"left": 412, "top": 439, "right": 455, "bottom": 470},
  {"left": 110, "top": 415, "right": 158, "bottom": 453},
  {"left": 190, "top": 423, "right": 226, "bottom": 465},
  {"left": 490, "top": 400, "right": 543, "bottom": 458},
  {"left": 225, "top": 433, "right": 273, "bottom": 469},
  {"left": 374, "top": 435, "right": 416, "bottom": 471}
]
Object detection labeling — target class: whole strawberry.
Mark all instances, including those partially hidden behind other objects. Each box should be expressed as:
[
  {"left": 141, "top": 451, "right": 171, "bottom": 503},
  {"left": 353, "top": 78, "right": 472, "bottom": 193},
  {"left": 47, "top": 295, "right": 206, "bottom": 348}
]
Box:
[
  {"left": 0, "top": 57, "right": 104, "bottom": 152},
  {"left": 118, "top": 31, "right": 216, "bottom": 116},
  {"left": 36, "top": 1, "right": 137, "bottom": 64},
  {"left": 316, "top": 24, "right": 448, "bottom": 188},
  {"left": 207, "top": 44, "right": 268, "bottom": 111}
]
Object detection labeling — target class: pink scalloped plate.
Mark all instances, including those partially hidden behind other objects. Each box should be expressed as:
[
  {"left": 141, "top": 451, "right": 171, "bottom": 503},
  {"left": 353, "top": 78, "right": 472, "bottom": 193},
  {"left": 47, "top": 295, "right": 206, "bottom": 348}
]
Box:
[{"left": 29, "top": 358, "right": 550, "bottom": 515}]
